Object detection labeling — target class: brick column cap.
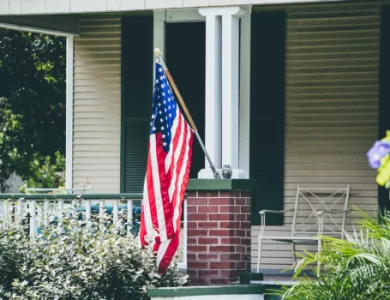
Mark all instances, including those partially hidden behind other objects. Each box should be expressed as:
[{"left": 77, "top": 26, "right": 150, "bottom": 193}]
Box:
[{"left": 187, "top": 179, "right": 256, "bottom": 192}]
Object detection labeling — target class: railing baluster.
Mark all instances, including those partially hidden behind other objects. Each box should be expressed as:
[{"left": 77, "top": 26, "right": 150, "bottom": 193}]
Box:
[
  {"left": 30, "top": 200, "right": 36, "bottom": 237},
  {"left": 113, "top": 200, "right": 119, "bottom": 225},
  {"left": 3, "top": 201, "right": 9, "bottom": 225},
  {"left": 127, "top": 199, "right": 133, "bottom": 235},
  {"left": 57, "top": 200, "right": 64, "bottom": 230},
  {"left": 99, "top": 200, "right": 105, "bottom": 232},
  {"left": 0, "top": 201, "right": 3, "bottom": 225},
  {"left": 18, "top": 199, "right": 24, "bottom": 227},
  {"left": 44, "top": 200, "right": 49, "bottom": 228},
  {"left": 72, "top": 199, "right": 77, "bottom": 216},
  {"left": 85, "top": 200, "right": 91, "bottom": 221}
]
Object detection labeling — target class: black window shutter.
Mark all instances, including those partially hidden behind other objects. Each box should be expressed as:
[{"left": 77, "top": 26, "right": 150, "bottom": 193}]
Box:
[
  {"left": 250, "top": 12, "right": 286, "bottom": 225},
  {"left": 379, "top": 6, "right": 390, "bottom": 212},
  {"left": 165, "top": 22, "right": 206, "bottom": 178},
  {"left": 121, "top": 16, "right": 153, "bottom": 193}
]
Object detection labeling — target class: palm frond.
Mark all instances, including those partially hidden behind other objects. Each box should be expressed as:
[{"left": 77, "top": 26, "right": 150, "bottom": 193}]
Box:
[{"left": 279, "top": 208, "right": 390, "bottom": 300}]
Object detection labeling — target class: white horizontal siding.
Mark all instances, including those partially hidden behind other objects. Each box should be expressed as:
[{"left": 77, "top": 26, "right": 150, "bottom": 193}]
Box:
[
  {"left": 72, "top": 15, "right": 121, "bottom": 193},
  {"left": 252, "top": 1, "right": 381, "bottom": 271},
  {"left": 0, "top": 0, "right": 341, "bottom": 15}
]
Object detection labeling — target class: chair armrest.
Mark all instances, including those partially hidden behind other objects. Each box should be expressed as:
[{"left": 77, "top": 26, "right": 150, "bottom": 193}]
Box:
[
  {"left": 259, "top": 209, "right": 295, "bottom": 215},
  {"left": 258, "top": 209, "right": 295, "bottom": 237}
]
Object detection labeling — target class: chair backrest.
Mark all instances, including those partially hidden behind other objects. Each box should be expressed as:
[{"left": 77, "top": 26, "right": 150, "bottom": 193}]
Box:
[{"left": 292, "top": 185, "right": 350, "bottom": 239}]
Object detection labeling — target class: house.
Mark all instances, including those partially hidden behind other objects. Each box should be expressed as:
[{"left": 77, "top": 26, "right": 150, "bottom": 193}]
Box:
[{"left": 0, "top": 0, "right": 388, "bottom": 280}]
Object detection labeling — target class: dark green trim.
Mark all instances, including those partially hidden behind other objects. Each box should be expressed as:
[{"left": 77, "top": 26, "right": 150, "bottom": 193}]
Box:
[
  {"left": 121, "top": 15, "right": 153, "bottom": 193},
  {"left": 240, "top": 272, "right": 264, "bottom": 284},
  {"left": 250, "top": 11, "right": 286, "bottom": 226},
  {"left": 148, "top": 285, "right": 264, "bottom": 297},
  {"left": 187, "top": 179, "right": 257, "bottom": 191},
  {"left": 120, "top": 16, "right": 126, "bottom": 193},
  {"left": 0, "top": 193, "right": 143, "bottom": 200},
  {"left": 379, "top": 5, "right": 390, "bottom": 212}
]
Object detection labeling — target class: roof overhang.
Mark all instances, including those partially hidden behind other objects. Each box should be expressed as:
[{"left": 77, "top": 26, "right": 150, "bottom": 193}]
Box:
[{"left": 0, "top": 15, "right": 79, "bottom": 36}]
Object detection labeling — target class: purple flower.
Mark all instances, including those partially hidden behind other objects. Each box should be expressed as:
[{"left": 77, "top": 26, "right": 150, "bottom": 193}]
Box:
[{"left": 367, "top": 140, "right": 390, "bottom": 169}]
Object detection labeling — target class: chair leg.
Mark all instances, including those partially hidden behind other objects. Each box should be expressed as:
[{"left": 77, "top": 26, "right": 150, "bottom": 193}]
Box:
[
  {"left": 292, "top": 243, "right": 296, "bottom": 262},
  {"left": 257, "top": 237, "right": 263, "bottom": 273},
  {"left": 317, "top": 239, "right": 322, "bottom": 277}
]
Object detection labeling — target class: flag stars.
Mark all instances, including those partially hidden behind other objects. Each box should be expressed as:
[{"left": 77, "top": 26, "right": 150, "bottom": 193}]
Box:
[{"left": 150, "top": 63, "right": 178, "bottom": 150}]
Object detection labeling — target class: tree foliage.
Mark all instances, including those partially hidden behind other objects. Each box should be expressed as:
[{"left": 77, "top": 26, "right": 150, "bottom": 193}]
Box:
[{"left": 0, "top": 29, "right": 66, "bottom": 191}]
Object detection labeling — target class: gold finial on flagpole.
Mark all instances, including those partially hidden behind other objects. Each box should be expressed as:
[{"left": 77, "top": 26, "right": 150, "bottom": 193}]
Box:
[
  {"left": 154, "top": 48, "right": 167, "bottom": 70},
  {"left": 154, "top": 48, "right": 161, "bottom": 57}
]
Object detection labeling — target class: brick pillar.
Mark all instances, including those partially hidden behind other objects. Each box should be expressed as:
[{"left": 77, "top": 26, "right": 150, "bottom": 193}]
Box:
[{"left": 186, "top": 190, "right": 251, "bottom": 285}]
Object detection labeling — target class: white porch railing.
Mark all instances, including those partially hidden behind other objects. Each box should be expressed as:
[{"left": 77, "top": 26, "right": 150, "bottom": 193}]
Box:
[{"left": 0, "top": 193, "right": 187, "bottom": 269}]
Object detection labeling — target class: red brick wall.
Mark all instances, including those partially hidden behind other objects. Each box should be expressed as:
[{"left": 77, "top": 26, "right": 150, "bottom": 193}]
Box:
[{"left": 186, "top": 190, "right": 251, "bottom": 285}]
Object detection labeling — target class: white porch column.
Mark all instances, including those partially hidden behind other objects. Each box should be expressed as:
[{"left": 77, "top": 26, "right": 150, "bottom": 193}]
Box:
[
  {"left": 65, "top": 36, "right": 74, "bottom": 189},
  {"left": 239, "top": 8, "right": 251, "bottom": 178},
  {"left": 222, "top": 7, "right": 245, "bottom": 175},
  {"left": 199, "top": 10, "right": 222, "bottom": 172},
  {"left": 198, "top": 6, "right": 246, "bottom": 179}
]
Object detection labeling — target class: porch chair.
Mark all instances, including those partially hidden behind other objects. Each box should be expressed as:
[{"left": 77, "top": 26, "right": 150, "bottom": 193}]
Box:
[{"left": 257, "top": 185, "right": 350, "bottom": 275}]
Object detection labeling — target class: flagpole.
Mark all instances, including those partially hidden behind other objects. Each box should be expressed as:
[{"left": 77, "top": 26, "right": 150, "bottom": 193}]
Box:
[{"left": 154, "top": 48, "right": 221, "bottom": 179}]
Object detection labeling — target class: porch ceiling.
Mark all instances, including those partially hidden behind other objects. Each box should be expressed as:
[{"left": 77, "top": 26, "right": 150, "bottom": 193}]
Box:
[{"left": 0, "top": 15, "right": 79, "bottom": 36}]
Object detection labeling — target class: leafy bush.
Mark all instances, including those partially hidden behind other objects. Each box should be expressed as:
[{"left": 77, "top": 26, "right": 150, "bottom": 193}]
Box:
[
  {"left": 0, "top": 223, "right": 29, "bottom": 294},
  {"left": 0, "top": 210, "right": 187, "bottom": 299},
  {"left": 278, "top": 210, "right": 390, "bottom": 300}
]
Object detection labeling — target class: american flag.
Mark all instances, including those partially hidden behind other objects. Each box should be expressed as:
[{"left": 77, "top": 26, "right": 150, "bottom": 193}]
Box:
[{"left": 139, "top": 61, "right": 194, "bottom": 273}]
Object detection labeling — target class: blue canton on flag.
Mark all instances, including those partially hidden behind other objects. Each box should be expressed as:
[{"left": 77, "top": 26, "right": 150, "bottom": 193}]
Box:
[{"left": 150, "top": 63, "right": 178, "bottom": 152}]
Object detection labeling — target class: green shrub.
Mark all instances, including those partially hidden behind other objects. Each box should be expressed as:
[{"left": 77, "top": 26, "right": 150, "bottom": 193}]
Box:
[
  {"left": 278, "top": 210, "right": 390, "bottom": 300},
  {"left": 0, "top": 211, "right": 187, "bottom": 299},
  {"left": 0, "top": 222, "right": 29, "bottom": 294}
]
